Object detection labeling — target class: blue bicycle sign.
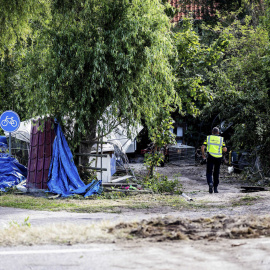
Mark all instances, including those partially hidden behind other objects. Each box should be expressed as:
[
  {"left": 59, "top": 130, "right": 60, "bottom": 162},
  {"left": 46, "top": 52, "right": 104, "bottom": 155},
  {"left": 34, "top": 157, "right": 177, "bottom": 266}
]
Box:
[
  {"left": 1, "top": 116, "right": 18, "bottom": 127},
  {"left": 0, "top": 111, "right": 20, "bottom": 133}
]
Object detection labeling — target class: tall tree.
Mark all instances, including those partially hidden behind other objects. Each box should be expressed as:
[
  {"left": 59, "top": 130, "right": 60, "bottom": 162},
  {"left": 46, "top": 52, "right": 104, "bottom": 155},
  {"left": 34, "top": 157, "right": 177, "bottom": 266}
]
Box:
[{"left": 21, "top": 0, "right": 179, "bottom": 160}]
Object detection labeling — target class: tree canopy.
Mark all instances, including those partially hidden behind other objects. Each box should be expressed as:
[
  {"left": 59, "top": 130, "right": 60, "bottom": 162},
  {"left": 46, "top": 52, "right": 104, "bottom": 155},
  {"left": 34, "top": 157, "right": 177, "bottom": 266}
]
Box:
[
  {"left": 0, "top": 0, "right": 50, "bottom": 57},
  {"left": 1, "top": 0, "right": 270, "bottom": 173},
  {"left": 20, "top": 0, "right": 178, "bottom": 147}
]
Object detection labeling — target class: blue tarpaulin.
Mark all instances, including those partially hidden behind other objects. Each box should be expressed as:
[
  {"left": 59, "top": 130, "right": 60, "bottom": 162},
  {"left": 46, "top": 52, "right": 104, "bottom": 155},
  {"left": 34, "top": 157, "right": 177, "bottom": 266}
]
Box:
[
  {"left": 0, "top": 136, "right": 8, "bottom": 152},
  {"left": 0, "top": 136, "right": 7, "bottom": 144},
  {"left": 0, "top": 153, "right": 27, "bottom": 191},
  {"left": 47, "top": 122, "right": 102, "bottom": 197}
]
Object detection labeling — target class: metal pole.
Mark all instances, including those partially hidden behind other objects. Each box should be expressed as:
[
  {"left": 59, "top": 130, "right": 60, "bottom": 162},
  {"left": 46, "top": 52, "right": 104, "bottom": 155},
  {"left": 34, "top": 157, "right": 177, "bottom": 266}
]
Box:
[{"left": 9, "top": 132, "right": 11, "bottom": 156}]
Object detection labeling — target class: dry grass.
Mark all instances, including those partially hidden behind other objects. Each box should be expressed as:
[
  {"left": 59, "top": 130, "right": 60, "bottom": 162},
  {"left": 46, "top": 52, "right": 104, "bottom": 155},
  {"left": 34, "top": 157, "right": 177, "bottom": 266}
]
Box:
[{"left": 0, "top": 221, "right": 117, "bottom": 246}]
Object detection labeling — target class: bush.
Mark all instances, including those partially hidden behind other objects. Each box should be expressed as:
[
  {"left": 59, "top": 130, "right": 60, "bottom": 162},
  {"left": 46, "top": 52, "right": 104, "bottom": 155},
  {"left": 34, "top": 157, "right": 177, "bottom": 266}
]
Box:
[{"left": 143, "top": 173, "right": 182, "bottom": 194}]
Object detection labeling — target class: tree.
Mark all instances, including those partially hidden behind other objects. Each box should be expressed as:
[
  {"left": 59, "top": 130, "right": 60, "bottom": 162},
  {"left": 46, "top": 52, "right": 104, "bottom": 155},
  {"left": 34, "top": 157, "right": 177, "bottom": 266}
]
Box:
[
  {"left": 202, "top": 17, "right": 270, "bottom": 171},
  {"left": 21, "top": 0, "right": 179, "bottom": 162}
]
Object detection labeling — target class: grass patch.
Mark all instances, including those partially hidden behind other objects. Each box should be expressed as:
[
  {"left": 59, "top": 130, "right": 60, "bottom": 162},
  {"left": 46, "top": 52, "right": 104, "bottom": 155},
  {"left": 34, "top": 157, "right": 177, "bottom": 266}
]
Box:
[
  {"left": 0, "top": 193, "right": 190, "bottom": 213},
  {"left": 239, "top": 195, "right": 261, "bottom": 202},
  {"left": 232, "top": 195, "right": 261, "bottom": 207}
]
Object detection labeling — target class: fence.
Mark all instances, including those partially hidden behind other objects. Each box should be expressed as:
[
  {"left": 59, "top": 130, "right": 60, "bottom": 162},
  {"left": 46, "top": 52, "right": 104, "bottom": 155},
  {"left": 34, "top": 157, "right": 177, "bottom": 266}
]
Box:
[{"left": 168, "top": 145, "right": 195, "bottom": 166}]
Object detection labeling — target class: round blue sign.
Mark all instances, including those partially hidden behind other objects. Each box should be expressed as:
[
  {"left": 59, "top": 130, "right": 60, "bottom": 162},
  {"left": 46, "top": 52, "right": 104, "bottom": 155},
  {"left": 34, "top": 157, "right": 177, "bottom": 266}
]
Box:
[{"left": 0, "top": 110, "right": 20, "bottom": 133}]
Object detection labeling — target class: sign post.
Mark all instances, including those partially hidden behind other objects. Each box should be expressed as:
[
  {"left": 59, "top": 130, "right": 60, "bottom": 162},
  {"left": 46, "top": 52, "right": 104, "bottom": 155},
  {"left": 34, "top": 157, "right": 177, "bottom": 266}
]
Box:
[{"left": 0, "top": 110, "right": 20, "bottom": 156}]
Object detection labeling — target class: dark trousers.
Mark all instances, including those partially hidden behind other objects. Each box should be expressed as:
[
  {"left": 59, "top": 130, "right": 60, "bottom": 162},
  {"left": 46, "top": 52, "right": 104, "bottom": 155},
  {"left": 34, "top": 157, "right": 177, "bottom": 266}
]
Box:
[{"left": 206, "top": 154, "right": 222, "bottom": 187}]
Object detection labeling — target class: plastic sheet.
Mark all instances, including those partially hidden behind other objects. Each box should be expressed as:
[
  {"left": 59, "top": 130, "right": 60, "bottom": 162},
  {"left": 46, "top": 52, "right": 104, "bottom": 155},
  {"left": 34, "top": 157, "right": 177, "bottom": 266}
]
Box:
[
  {"left": 0, "top": 154, "right": 27, "bottom": 191},
  {"left": 110, "top": 154, "right": 116, "bottom": 176},
  {"left": 47, "top": 122, "right": 102, "bottom": 197},
  {"left": 0, "top": 136, "right": 7, "bottom": 144},
  {"left": 0, "top": 136, "right": 8, "bottom": 153}
]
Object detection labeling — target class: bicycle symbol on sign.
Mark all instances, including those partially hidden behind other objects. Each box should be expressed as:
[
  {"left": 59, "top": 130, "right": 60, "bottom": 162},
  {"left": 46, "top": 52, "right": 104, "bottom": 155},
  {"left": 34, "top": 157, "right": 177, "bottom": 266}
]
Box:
[{"left": 1, "top": 116, "right": 18, "bottom": 127}]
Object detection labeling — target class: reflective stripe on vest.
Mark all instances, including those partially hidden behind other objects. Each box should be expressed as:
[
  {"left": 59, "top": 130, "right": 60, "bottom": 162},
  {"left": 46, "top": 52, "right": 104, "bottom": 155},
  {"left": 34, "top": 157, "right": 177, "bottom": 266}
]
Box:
[{"left": 206, "top": 135, "right": 223, "bottom": 158}]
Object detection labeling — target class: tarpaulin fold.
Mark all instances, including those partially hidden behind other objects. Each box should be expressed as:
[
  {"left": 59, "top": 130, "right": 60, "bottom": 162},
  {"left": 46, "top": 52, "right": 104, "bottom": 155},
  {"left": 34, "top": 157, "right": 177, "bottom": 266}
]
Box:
[
  {"left": 47, "top": 122, "right": 102, "bottom": 197},
  {"left": 0, "top": 153, "right": 27, "bottom": 191}
]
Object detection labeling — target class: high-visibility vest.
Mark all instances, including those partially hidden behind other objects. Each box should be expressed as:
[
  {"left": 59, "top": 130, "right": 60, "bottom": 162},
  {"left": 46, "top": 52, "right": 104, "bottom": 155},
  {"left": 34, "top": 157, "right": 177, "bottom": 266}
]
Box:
[{"left": 206, "top": 135, "right": 224, "bottom": 158}]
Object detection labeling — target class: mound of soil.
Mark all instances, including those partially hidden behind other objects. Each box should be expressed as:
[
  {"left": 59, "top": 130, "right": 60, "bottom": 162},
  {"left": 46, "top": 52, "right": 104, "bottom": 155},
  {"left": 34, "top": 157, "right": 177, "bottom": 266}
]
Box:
[{"left": 111, "top": 215, "right": 270, "bottom": 241}]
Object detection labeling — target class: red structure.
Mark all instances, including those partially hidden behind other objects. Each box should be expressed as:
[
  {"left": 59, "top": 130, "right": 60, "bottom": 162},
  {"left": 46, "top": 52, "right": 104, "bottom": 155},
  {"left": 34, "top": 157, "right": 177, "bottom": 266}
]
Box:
[
  {"left": 169, "top": 0, "right": 218, "bottom": 22},
  {"left": 27, "top": 119, "right": 56, "bottom": 190}
]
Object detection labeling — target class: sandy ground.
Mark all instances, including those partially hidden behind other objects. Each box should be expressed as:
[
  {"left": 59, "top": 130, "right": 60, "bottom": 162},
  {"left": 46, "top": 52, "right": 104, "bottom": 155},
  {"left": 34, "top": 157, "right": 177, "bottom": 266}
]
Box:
[{"left": 0, "top": 163, "right": 270, "bottom": 269}]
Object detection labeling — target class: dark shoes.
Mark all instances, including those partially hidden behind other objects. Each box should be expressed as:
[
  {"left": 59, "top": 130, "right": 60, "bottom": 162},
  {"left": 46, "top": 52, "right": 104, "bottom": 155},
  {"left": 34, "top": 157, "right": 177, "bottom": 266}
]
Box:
[
  {"left": 209, "top": 183, "right": 213, "bottom": 194},
  {"left": 209, "top": 184, "right": 218, "bottom": 194}
]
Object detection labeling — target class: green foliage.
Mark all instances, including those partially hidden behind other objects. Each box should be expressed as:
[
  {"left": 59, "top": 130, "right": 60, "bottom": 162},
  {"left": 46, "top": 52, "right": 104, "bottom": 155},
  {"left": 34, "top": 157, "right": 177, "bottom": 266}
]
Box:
[
  {"left": 20, "top": 0, "right": 178, "bottom": 148},
  {"left": 0, "top": 51, "right": 28, "bottom": 120},
  {"left": 9, "top": 216, "right": 31, "bottom": 228},
  {"left": 173, "top": 19, "right": 229, "bottom": 117},
  {"left": 201, "top": 16, "right": 270, "bottom": 172},
  {"left": 142, "top": 173, "right": 182, "bottom": 194},
  {"left": 262, "top": 0, "right": 270, "bottom": 32},
  {"left": 0, "top": 0, "right": 51, "bottom": 57},
  {"left": 0, "top": 186, "right": 22, "bottom": 195},
  {"left": 2, "top": 0, "right": 270, "bottom": 178},
  {"left": 144, "top": 111, "right": 176, "bottom": 176},
  {"left": 147, "top": 111, "right": 176, "bottom": 148},
  {"left": 160, "top": 0, "right": 179, "bottom": 19},
  {"left": 0, "top": 1, "right": 50, "bottom": 121},
  {"left": 96, "top": 191, "right": 127, "bottom": 200},
  {"left": 144, "top": 152, "right": 164, "bottom": 171}
]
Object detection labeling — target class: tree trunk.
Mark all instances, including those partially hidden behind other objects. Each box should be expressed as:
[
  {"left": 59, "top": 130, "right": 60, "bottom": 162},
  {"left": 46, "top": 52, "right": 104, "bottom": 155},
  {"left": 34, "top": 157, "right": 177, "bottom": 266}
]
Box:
[
  {"left": 149, "top": 145, "right": 158, "bottom": 178},
  {"left": 80, "top": 126, "right": 97, "bottom": 166}
]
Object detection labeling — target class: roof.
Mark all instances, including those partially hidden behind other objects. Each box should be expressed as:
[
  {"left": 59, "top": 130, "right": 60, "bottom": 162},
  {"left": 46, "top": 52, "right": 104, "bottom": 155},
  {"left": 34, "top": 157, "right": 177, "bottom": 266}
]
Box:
[{"left": 169, "top": 0, "right": 218, "bottom": 22}]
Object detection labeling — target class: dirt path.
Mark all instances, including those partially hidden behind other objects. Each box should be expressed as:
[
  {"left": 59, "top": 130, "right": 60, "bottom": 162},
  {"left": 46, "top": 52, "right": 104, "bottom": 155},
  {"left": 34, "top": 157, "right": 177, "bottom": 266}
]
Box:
[{"left": 130, "top": 163, "right": 270, "bottom": 217}]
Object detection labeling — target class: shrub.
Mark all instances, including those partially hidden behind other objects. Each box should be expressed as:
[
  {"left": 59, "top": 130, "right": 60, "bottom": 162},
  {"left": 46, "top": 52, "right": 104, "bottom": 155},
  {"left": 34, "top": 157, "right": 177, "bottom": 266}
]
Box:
[{"left": 143, "top": 173, "right": 182, "bottom": 194}]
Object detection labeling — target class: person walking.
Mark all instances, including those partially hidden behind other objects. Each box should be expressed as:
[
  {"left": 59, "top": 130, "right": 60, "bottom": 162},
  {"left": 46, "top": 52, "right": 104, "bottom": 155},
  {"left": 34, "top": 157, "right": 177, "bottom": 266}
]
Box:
[{"left": 201, "top": 127, "right": 227, "bottom": 193}]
